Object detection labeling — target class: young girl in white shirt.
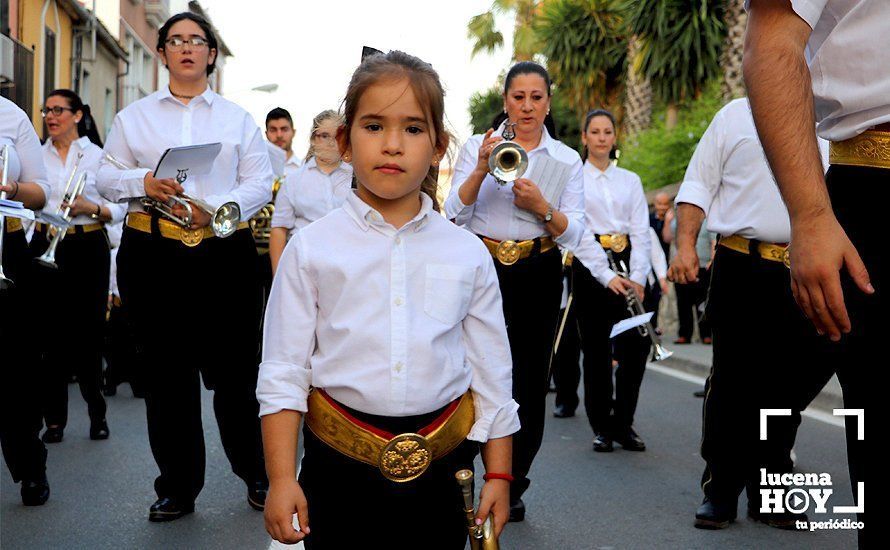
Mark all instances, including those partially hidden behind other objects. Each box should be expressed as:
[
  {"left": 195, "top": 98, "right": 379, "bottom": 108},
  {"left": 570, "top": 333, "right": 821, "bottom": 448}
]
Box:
[{"left": 259, "top": 50, "right": 519, "bottom": 549}]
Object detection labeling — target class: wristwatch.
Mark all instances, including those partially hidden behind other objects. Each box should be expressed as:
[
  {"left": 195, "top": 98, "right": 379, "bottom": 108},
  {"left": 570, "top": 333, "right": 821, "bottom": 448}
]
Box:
[
  {"left": 543, "top": 204, "right": 554, "bottom": 223},
  {"left": 90, "top": 204, "right": 101, "bottom": 220}
]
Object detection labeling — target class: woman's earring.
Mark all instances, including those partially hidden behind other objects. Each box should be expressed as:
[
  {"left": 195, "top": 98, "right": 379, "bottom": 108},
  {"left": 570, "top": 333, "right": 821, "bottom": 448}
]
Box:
[
  {"left": 343, "top": 154, "right": 351, "bottom": 162},
  {"left": 432, "top": 159, "right": 440, "bottom": 167}
]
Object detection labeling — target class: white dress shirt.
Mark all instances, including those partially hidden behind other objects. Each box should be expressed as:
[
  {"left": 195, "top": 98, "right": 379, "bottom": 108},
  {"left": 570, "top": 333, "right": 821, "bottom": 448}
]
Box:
[
  {"left": 648, "top": 227, "right": 668, "bottom": 284},
  {"left": 579, "top": 162, "right": 651, "bottom": 285},
  {"left": 284, "top": 151, "right": 302, "bottom": 179},
  {"left": 258, "top": 191, "right": 521, "bottom": 443},
  {"left": 96, "top": 87, "right": 273, "bottom": 219},
  {"left": 746, "top": 0, "right": 890, "bottom": 140},
  {"left": 444, "top": 124, "right": 585, "bottom": 249},
  {"left": 270, "top": 157, "right": 353, "bottom": 233},
  {"left": 676, "top": 98, "right": 829, "bottom": 243},
  {"left": 0, "top": 97, "right": 50, "bottom": 202},
  {"left": 41, "top": 137, "right": 127, "bottom": 225}
]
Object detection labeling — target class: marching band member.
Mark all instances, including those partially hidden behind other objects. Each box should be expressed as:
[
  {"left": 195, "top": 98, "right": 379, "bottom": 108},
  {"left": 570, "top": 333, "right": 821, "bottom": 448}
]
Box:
[
  {"left": 0, "top": 96, "right": 51, "bottom": 505},
  {"left": 96, "top": 12, "right": 272, "bottom": 522},
  {"left": 553, "top": 109, "right": 652, "bottom": 453},
  {"left": 268, "top": 109, "right": 352, "bottom": 273},
  {"left": 444, "top": 61, "right": 584, "bottom": 522},
  {"left": 259, "top": 50, "right": 518, "bottom": 548},
  {"left": 668, "top": 97, "right": 833, "bottom": 530},
  {"left": 33, "top": 89, "right": 126, "bottom": 444},
  {"left": 265, "top": 107, "right": 301, "bottom": 175}
]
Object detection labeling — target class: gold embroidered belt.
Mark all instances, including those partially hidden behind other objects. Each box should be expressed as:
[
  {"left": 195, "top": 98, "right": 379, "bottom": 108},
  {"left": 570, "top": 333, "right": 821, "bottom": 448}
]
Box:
[
  {"left": 126, "top": 211, "right": 249, "bottom": 247},
  {"left": 4, "top": 217, "right": 23, "bottom": 233},
  {"left": 718, "top": 234, "right": 790, "bottom": 268},
  {"left": 480, "top": 235, "right": 556, "bottom": 266},
  {"left": 829, "top": 129, "right": 890, "bottom": 170},
  {"left": 304, "top": 389, "right": 475, "bottom": 483},
  {"left": 35, "top": 221, "right": 104, "bottom": 236},
  {"left": 596, "top": 233, "right": 629, "bottom": 253}
]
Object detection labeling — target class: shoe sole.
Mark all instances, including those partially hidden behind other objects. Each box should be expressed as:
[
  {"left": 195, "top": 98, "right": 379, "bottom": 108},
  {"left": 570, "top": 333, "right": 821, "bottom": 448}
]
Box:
[
  {"left": 694, "top": 517, "right": 733, "bottom": 530},
  {"left": 148, "top": 509, "right": 194, "bottom": 522},
  {"left": 616, "top": 443, "right": 646, "bottom": 452}
]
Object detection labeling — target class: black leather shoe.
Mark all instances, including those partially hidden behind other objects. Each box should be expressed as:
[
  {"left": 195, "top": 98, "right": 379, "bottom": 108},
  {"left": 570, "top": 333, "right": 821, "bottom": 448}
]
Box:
[
  {"left": 148, "top": 497, "right": 194, "bottom": 522},
  {"left": 90, "top": 419, "right": 110, "bottom": 440},
  {"left": 552, "top": 405, "right": 575, "bottom": 418},
  {"left": 41, "top": 426, "right": 63, "bottom": 444},
  {"left": 593, "top": 433, "right": 613, "bottom": 452},
  {"left": 614, "top": 428, "right": 646, "bottom": 451},
  {"left": 21, "top": 478, "right": 50, "bottom": 506},
  {"left": 748, "top": 507, "right": 807, "bottom": 530},
  {"left": 247, "top": 482, "right": 268, "bottom": 511},
  {"left": 508, "top": 499, "right": 525, "bottom": 522},
  {"left": 695, "top": 499, "right": 736, "bottom": 529}
]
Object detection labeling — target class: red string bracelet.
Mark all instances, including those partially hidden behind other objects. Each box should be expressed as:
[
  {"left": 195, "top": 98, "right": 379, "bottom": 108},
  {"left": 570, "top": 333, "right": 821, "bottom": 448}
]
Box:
[{"left": 483, "top": 472, "right": 514, "bottom": 482}]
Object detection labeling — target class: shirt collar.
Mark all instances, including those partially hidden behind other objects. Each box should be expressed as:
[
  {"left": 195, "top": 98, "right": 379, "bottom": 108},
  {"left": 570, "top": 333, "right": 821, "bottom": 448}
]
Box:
[
  {"left": 343, "top": 191, "right": 433, "bottom": 233},
  {"left": 285, "top": 153, "right": 301, "bottom": 167},
  {"left": 494, "top": 120, "right": 561, "bottom": 157},
  {"left": 306, "top": 156, "right": 351, "bottom": 175},
  {"left": 157, "top": 85, "right": 216, "bottom": 106},
  {"left": 44, "top": 136, "right": 91, "bottom": 157},
  {"left": 584, "top": 160, "right": 615, "bottom": 180}
]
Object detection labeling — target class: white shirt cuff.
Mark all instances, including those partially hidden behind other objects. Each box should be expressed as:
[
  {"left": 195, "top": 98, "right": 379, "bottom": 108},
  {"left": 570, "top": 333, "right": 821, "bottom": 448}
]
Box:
[
  {"left": 675, "top": 180, "right": 713, "bottom": 217},
  {"left": 467, "top": 398, "right": 520, "bottom": 442},
  {"left": 256, "top": 360, "right": 312, "bottom": 417},
  {"left": 594, "top": 268, "right": 618, "bottom": 288}
]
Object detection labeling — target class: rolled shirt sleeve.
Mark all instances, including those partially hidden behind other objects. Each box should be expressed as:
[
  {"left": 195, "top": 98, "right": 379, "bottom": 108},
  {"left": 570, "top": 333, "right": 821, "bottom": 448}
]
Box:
[
  {"left": 628, "top": 177, "right": 652, "bottom": 286},
  {"left": 270, "top": 174, "right": 297, "bottom": 230},
  {"left": 444, "top": 138, "right": 480, "bottom": 225},
  {"left": 97, "top": 115, "right": 151, "bottom": 203},
  {"left": 553, "top": 157, "right": 585, "bottom": 250},
  {"left": 203, "top": 115, "right": 273, "bottom": 221},
  {"left": 257, "top": 231, "right": 317, "bottom": 416},
  {"left": 571, "top": 229, "right": 617, "bottom": 287},
  {"left": 463, "top": 245, "right": 521, "bottom": 442},
  {"left": 675, "top": 109, "right": 726, "bottom": 216}
]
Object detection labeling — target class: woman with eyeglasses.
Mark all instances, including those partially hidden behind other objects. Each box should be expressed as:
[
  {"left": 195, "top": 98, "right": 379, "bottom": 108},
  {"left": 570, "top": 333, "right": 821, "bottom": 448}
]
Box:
[
  {"left": 33, "top": 89, "right": 127, "bottom": 446},
  {"left": 268, "top": 109, "right": 353, "bottom": 273},
  {"left": 96, "top": 12, "right": 273, "bottom": 522},
  {"left": 0, "top": 96, "right": 52, "bottom": 506}
]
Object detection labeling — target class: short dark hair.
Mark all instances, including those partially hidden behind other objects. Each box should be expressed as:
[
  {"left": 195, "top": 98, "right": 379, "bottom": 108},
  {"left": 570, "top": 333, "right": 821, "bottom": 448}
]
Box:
[
  {"left": 265, "top": 107, "right": 294, "bottom": 128},
  {"left": 157, "top": 12, "right": 218, "bottom": 76}
]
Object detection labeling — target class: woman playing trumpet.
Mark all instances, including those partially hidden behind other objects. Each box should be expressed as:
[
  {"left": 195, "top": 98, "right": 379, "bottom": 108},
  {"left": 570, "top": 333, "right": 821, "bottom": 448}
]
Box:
[
  {"left": 96, "top": 12, "right": 273, "bottom": 522},
  {"left": 33, "top": 89, "right": 126, "bottom": 444},
  {"left": 444, "top": 61, "right": 585, "bottom": 523}
]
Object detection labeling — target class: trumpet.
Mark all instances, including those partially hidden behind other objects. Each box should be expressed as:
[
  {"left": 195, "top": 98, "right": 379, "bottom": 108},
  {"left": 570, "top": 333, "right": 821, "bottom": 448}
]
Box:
[
  {"left": 35, "top": 153, "right": 86, "bottom": 269},
  {"left": 104, "top": 153, "right": 241, "bottom": 238},
  {"left": 606, "top": 251, "right": 673, "bottom": 362},
  {"left": 0, "top": 144, "right": 14, "bottom": 289},
  {"left": 488, "top": 120, "right": 528, "bottom": 185},
  {"left": 455, "top": 469, "right": 499, "bottom": 550}
]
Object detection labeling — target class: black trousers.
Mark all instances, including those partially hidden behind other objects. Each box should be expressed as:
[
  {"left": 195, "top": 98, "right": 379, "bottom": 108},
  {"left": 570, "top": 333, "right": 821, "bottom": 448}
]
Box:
[
  {"left": 103, "top": 297, "right": 146, "bottom": 396},
  {"left": 299, "top": 401, "right": 479, "bottom": 549},
  {"left": 31, "top": 229, "right": 109, "bottom": 428},
  {"left": 0, "top": 228, "right": 48, "bottom": 483},
  {"left": 676, "top": 266, "right": 711, "bottom": 340},
  {"left": 492, "top": 245, "right": 562, "bottom": 503},
  {"left": 700, "top": 245, "right": 835, "bottom": 508},
  {"left": 116, "top": 222, "right": 267, "bottom": 502},
  {"left": 824, "top": 164, "right": 880, "bottom": 544},
  {"left": 642, "top": 277, "right": 662, "bottom": 330},
  {"left": 554, "top": 253, "right": 650, "bottom": 435}
]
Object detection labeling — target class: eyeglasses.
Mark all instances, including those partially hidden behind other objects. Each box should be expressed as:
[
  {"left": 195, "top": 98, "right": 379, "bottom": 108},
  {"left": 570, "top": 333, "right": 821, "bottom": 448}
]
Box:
[
  {"left": 41, "top": 106, "right": 75, "bottom": 117},
  {"left": 164, "top": 37, "right": 209, "bottom": 51}
]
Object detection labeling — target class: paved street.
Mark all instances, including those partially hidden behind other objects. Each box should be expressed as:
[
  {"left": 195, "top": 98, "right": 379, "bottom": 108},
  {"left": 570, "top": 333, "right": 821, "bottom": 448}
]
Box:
[{"left": 2, "top": 366, "right": 858, "bottom": 549}]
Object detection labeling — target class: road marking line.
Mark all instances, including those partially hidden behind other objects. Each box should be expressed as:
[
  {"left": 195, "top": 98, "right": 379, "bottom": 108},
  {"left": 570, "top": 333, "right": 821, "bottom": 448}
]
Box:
[{"left": 647, "top": 363, "right": 845, "bottom": 428}]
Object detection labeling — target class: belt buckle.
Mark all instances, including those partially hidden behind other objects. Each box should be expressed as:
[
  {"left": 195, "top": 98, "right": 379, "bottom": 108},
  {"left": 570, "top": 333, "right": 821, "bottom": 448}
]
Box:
[
  {"left": 495, "top": 240, "right": 521, "bottom": 265},
  {"left": 782, "top": 247, "right": 791, "bottom": 269},
  {"left": 379, "top": 433, "right": 432, "bottom": 482},
  {"left": 179, "top": 227, "right": 204, "bottom": 247},
  {"left": 610, "top": 233, "right": 628, "bottom": 253}
]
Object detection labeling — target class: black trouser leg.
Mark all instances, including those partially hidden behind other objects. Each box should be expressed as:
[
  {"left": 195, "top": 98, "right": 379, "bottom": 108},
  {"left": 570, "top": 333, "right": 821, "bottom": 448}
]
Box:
[
  {"left": 696, "top": 267, "right": 712, "bottom": 339},
  {"left": 573, "top": 262, "right": 615, "bottom": 435},
  {"left": 552, "top": 301, "right": 581, "bottom": 413},
  {"left": 676, "top": 277, "right": 697, "bottom": 340},
  {"left": 612, "top": 328, "right": 649, "bottom": 434},
  {"left": 643, "top": 279, "right": 662, "bottom": 329},
  {"left": 494, "top": 247, "right": 562, "bottom": 503},
  {"left": 0, "top": 230, "right": 48, "bottom": 484}
]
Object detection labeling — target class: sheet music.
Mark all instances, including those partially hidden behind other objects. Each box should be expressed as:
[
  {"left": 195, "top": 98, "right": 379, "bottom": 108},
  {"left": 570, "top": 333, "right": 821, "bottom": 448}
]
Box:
[
  {"left": 154, "top": 143, "right": 222, "bottom": 182},
  {"left": 515, "top": 155, "right": 573, "bottom": 223},
  {"left": 0, "top": 204, "right": 35, "bottom": 221},
  {"left": 610, "top": 312, "right": 653, "bottom": 338}
]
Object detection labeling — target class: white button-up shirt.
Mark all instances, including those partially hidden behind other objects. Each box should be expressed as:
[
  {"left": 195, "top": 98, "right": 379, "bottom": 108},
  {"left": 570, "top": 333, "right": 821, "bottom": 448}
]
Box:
[
  {"left": 676, "top": 98, "right": 829, "bottom": 244},
  {"left": 258, "top": 191, "right": 521, "bottom": 443},
  {"left": 746, "top": 0, "right": 890, "bottom": 140},
  {"left": 284, "top": 151, "right": 302, "bottom": 180},
  {"left": 444, "top": 125, "right": 585, "bottom": 249},
  {"left": 96, "top": 87, "right": 273, "bottom": 219},
  {"left": 0, "top": 97, "right": 50, "bottom": 202},
  {"left": 41, "top": 137, "right": 127, "bottom": 225},
  {"left": 580, "top": 162, "right": 651, "bottom": 285},
  {"left": 270, "top": 157, "right": 353, "bottom": 233}
]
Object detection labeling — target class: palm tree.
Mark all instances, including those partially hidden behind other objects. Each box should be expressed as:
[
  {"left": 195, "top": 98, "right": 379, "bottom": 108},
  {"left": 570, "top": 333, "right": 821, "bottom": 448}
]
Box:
[
  {"left": 536, "top": 0, "right": 629, "bottom": 124},
  {"left": 622, "top": 35, "right": 652, "bottom": 141},
  {"left": 468, "top": 0, "right": 544, "bottom": 61},
  {"left": 720, "top": 0, "right": 747, "bottom": 101},
  {"left": 629, "top": 0, "right": 727, "bottom": 128}
]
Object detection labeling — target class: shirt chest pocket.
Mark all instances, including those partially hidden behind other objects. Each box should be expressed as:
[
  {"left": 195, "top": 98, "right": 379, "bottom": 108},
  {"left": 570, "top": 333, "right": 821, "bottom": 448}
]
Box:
[{"left": 423, "top": 264, "right": 475, "bottom": 326}]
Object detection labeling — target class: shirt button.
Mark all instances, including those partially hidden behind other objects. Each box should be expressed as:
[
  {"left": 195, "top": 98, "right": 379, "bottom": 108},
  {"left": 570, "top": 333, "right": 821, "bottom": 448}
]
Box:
[
  {"left": 394, "top": 297, "right": 403, "bottom": 307},
  {"left": 395, "top": 236, "right": 401, "bottom": 245},
  {"left": 394, "top": 362, "right": 403, "bottom": 373}
]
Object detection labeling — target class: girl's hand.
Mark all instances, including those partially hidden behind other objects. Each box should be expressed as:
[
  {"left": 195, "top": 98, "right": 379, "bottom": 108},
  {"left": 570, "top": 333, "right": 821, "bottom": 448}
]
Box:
[
  {"left": 607, "top": 276, "right": 635, "bottom": 296},
  {"left": 475, "top": 479, "right": 510, "bottom": 538},
  {"left": 264, "top": 479, "right": 310, "bottom": 544},
  {"left": 511, "top": 178, "right": 547, "bottom": 215},
  {"left": 62, "top": 195, "right": 98, "bottom": 217}
]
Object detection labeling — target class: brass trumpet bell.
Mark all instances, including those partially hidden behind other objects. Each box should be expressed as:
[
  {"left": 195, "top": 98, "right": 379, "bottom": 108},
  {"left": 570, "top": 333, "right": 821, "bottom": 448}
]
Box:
[{"left": 488, "top": 121, "right": 528, "bottom": 185}]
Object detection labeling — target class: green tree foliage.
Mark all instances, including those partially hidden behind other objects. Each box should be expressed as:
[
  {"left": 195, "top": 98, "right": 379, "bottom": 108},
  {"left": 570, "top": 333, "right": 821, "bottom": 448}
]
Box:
[{"left": 468, "top": 0, "right": 543, "bottom": 61}]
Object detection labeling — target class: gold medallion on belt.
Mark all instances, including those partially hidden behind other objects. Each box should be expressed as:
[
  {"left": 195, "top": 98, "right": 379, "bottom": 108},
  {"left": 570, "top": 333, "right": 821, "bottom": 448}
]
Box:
[
  {"left": 610, "top": 233, "right": 629, "bottom": 253},
  {"left": 179, "top": 227, "right": 204, "bottom": 247},
  {"left": 378, "top": 433, "right": 432, "bottom": 482},
  {"left": 495, "top": 240, "right": 521, "bottom": 265}
]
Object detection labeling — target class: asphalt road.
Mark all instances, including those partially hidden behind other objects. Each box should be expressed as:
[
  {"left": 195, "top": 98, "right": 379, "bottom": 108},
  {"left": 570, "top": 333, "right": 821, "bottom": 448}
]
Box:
[{"left": 1, "top": 366, "right": 859, "bottom": 549}]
